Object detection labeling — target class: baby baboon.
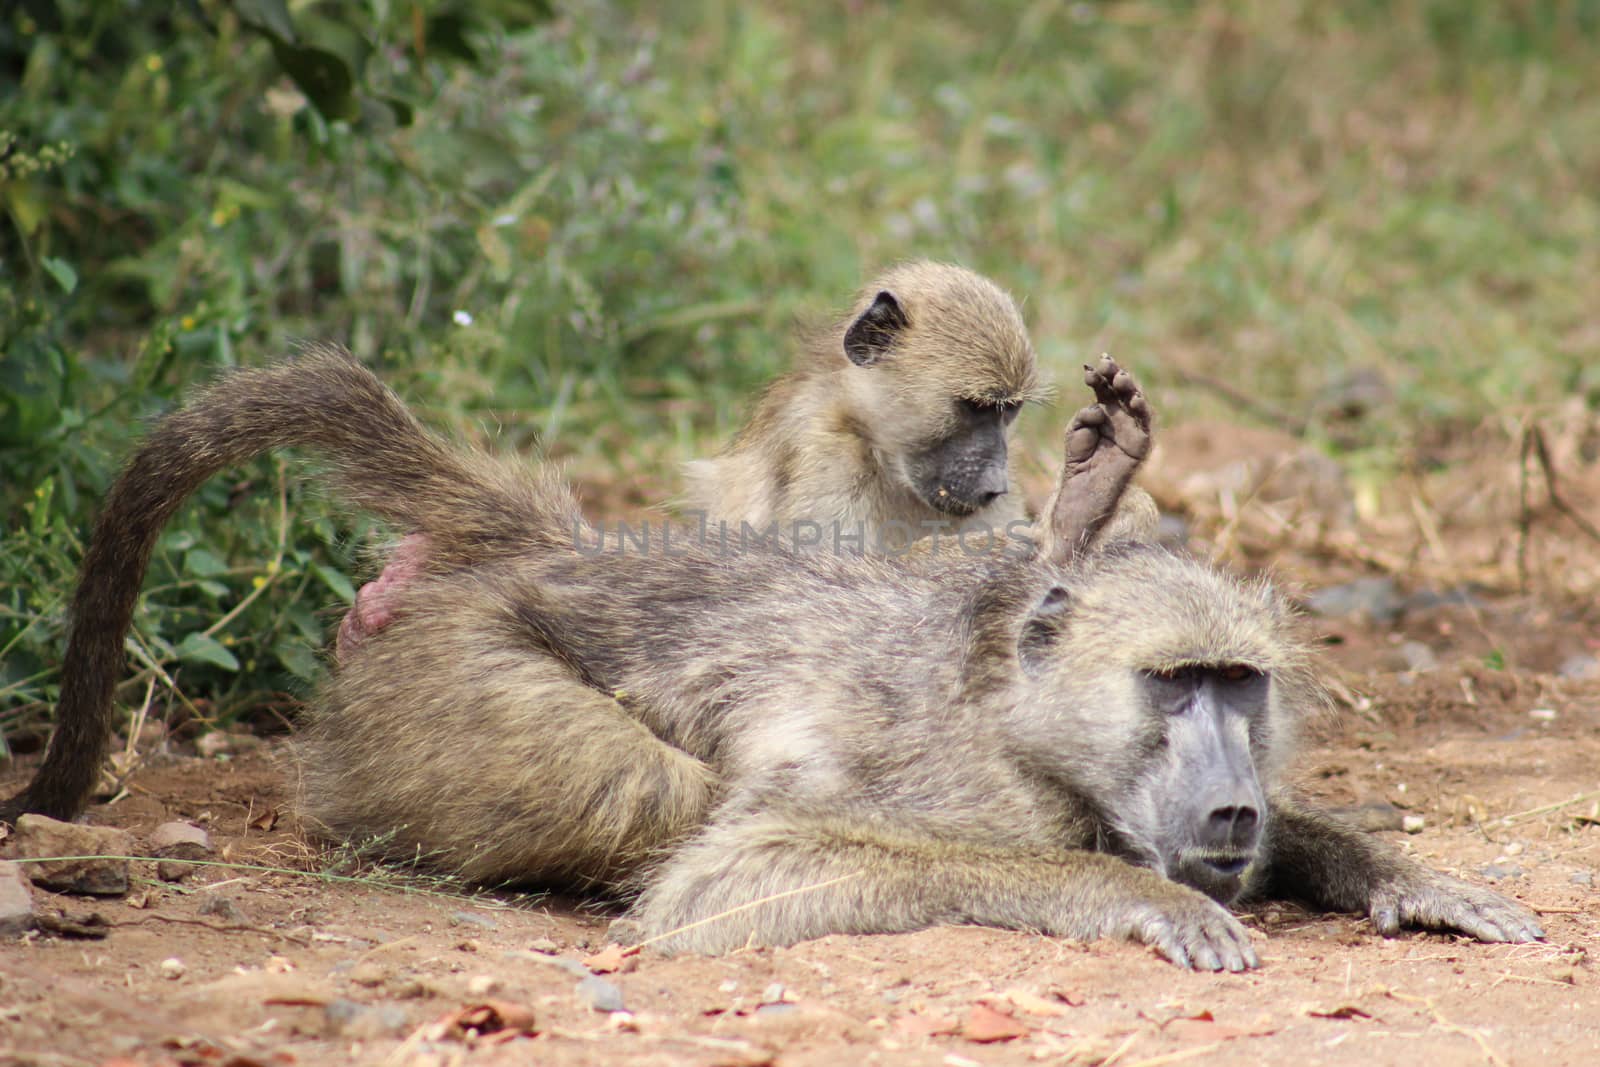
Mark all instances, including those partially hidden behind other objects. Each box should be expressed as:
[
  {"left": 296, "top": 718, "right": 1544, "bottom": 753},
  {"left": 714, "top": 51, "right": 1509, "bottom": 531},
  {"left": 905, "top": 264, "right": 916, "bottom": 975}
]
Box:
[
  {"left": 684, "top": 261, "right": 1041, "bottom": 546},
  {"left": 338, "top": 262, "right": 1041, "bottom": 654},
  {"left": 2, "top": 348, "right": 1542, "bottom": 969}
]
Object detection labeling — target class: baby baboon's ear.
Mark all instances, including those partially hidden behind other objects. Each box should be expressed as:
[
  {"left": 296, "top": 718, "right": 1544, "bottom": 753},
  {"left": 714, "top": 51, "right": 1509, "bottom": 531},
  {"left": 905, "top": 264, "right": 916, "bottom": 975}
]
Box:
[
  {"left": 843, "top": 290, "right": 910, "bottom": 367},
  {"left": 1018, "top": 585, "right": 1071, "bottom": 677}
]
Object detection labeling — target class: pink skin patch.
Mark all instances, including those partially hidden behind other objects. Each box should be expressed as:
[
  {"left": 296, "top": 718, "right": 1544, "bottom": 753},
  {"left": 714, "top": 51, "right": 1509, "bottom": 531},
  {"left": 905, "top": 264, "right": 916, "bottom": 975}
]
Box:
[{"left": 334, "top": 533, "right": 430, "bottom": 664}]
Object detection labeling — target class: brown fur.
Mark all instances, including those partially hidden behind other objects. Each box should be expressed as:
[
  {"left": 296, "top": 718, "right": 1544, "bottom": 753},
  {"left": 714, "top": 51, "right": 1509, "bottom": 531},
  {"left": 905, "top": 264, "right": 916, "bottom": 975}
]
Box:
[{"left": 1, "top": 347, "right": 1542, "bottom": 970}]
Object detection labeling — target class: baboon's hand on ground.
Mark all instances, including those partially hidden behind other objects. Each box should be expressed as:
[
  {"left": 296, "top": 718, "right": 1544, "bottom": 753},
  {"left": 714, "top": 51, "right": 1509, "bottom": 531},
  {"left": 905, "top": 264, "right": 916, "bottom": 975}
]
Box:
[
  {"left": 1367, "top": 869, "right": 1545, "bottom": 944},
  {"left": 1094, "top": 887, "right": 1259, "bottom": 971}
]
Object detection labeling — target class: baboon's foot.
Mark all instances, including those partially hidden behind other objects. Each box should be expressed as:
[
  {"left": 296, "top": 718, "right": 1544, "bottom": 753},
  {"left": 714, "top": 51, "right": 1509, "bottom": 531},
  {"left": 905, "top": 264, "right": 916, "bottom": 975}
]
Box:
[
  {"left": 334, "top": 533, "right": 430, "bottom": 663},
  {"left": 1102, "top": 890, "right": 1259, "bottom": 971},
  {"left": 1367, "top": 869, "right": 1545, "bottom": 944},
  {"left": 1045, "top": 355, "right": 1152, "bottom": 560},
  {"left": 1064, "top": 354, "right": 1151, "bottom": 473}
]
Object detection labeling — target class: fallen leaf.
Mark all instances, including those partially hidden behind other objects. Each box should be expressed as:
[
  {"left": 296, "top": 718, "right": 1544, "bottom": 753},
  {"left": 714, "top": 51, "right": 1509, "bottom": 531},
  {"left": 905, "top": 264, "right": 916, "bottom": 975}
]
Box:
[
  {"left": 1163, "top": 1010, "right": 1277, "bottom": 1042},
  {"left": 982, "top": 988, "right": 1081, "bottom": 1016},
  {"left": 962, "top": 1003, "right": 1031, "bottom": 1043},
  {"left": 429, "top": 999, "right": 538, "bottom": 1041},
  {"left": 1306, "top": 1004, "right": 1375, "bottom": 1021},
  {"left": 249, "top": 808, "right": 280, "bottom": 832},
  {"left": 583, "top": 942, "right": 639, "bottom": 974}
]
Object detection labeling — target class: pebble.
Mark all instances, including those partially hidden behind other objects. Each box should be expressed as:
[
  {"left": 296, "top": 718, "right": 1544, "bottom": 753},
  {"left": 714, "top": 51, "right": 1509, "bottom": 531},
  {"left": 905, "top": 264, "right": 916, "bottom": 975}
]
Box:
[
  {"left": 466, "top": 974, "right": 499, "bottom": 996},
  {"left": 762, "top": 982, "right": 786, "bottom": 1004},
  {"left": 1558, "top": 654, "right": 1600, "bottom": 680},
  {"left": 1398, "top": 641, "right": 1438, "bottom": 673},
  {"left": 718, "top": 979, "right": 739, "bottom": 994},
  {"left": 0, "top": 862, "right": 36, "bottom": 937},
  {"left": 12, "top": 815, "right": 134, "bottom": 896},
  {"left": 160, "top": 957, "right": 187, "bottom": 980},
  {"left": 451, "top": 910, "right": 499, "bottom": 931},
  {"left": 323, "top": 998, "right": 411, "bottom": 1039},
  {"left": 527, "top": 938, "right": 559, "bottom": 953},
  {"left": 577, "top": 975, "right": 626, "bottom": 1013},
  {"left": 1571, "top": 871, "right": 1593, "bottom": 886},
  {"left": 1401, "top": 815, "right": 1426, "bottom": 834},
  {"left": 1306, "top": 578, "right": 1403, "bottom": 624},
  {"left": 1528, "top": 708, "right": 1557, "bottom": 722},
  {"left": 349, "top": 960, "right": 387, "bottom": 987},
  {"left": 1480, "top": 864, "right": 1524, "bottom": 881}
]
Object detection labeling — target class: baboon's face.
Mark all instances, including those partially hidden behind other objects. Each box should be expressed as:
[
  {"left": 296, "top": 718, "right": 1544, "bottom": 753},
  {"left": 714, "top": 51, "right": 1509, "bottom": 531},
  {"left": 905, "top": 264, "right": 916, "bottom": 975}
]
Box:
[
  {"left": 1125, "top": 664, "right": 1270, "bottom": 903},
  {"left": 904, "top": 397, "right": 1020, "bottom": 515}
]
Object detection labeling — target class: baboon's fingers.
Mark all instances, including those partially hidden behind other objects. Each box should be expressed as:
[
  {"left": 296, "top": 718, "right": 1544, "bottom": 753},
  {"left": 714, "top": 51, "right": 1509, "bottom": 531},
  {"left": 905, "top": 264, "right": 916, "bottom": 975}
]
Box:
[
  {"left": 1083, "top": 356, "right": 1122, "bottom": 408},
  {"left": 1369, "top": 876, "right": 1545, "bottom": 944},
  {"left": 1127, "top": 898, "right": 1258, "bottom": 971}
]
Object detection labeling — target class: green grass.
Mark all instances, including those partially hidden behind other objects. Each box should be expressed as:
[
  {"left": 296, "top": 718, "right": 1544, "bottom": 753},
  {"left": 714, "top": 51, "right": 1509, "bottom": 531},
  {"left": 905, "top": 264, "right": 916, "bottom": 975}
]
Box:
[{"left": 3, "top": 0, "right": 1597, "bottom": 740}]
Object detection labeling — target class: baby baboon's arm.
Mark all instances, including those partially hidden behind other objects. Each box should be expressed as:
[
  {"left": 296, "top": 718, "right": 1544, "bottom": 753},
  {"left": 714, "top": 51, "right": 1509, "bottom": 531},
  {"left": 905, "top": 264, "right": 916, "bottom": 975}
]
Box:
[
  {"left": 623, "top": 814, "right": 1259, "bottom": 971},
  {"left": 1257, "top": 799, "right": 1544, "bottom": 943}
]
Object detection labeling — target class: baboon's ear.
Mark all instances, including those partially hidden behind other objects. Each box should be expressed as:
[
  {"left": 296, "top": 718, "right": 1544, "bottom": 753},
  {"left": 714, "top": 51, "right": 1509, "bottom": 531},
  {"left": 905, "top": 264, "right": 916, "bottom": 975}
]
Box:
[
  {"left": 843, "top": 290, "right": 910, "bottom": 367},
  {"left": 1018, "top": 585, "right": 1071, "bottom": 677}
]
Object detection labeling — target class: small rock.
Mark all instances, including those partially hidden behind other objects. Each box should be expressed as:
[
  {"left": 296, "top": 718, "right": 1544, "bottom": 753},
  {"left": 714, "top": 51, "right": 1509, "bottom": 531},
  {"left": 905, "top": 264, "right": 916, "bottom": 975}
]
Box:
[
  {"left": 1529, "top": 708, "right": 1557, "bottom": 722},
  {"left": 0, "top": 861, "right": 36, "bottom": 937},
  {"left": 1503, "top": 842, "right": 1525, "bottom": 857},
  {"left": 1570, "top": 871, "right": 1593, "bottom": 886},
  {"left": 467, "top": 974, "right": 500, "bottom": 996},
  {"left": 1558, "top": 655, "right": 1600, "bottom": 680},
  {"left": 348, "top": 960, "right": 387, "bottom": 987},
  {"left": 197, "top": 894, "right": 246, "bottom": 922},
  {"left": 1480, "top": 864, "right": 1524, "bottom": 881},
  {"left": 577, "top": 975, "right": 626, "bottom": 1013},
  {"left": 451, "top": 910, "right": 499, "bottom": 931},
  {"left": 527, "top": 938, "right": 559, "bottom": 953},
  {"left": 504, "top": 950, "right": 591, "bottom": 978},
  {"left": 148, "top": 821, "right": 212, "bottom": 855},
  {"left": 323, "top": 998, "right": 410, "bottom": 1039},
  {"left": 1402, "top": 815, "right": 1426, "bottom": 834},
  {"left": 1398, "top": 641, "right": 1438, "bottom": 673},
  {"left": 761, "top": 982, "right": 786, "bottom": 1005},
  {"left": 11, "top": 815, "right": 134, "bottom": 896},
  {"left": 160, "top": 957, "right": 187, "bottom": 980},
  {"left": 149, "top": 822, "right": 211, "bottom": 882},
  {"left": 755, "top": 1002, "right": 799, "bottom": 1018},
  {"left": 718, "top": 979, "right": 739, "bottom": 994},
  {"left": 1306, "top": 578, "right": 1404, "bottom": 624}
]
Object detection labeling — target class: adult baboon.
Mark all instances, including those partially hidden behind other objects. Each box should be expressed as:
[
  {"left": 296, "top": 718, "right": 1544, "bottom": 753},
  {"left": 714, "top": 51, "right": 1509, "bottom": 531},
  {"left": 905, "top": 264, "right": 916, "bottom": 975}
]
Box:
[{"left": 1, "top": 348, "right": 1541, "bottom": 969}]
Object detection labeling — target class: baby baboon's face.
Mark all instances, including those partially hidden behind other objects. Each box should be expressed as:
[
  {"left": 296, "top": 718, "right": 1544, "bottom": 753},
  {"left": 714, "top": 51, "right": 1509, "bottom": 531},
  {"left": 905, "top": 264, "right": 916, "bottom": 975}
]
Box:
[{"left": 904, "top": 396, "right": 1021, "bottom": 515}]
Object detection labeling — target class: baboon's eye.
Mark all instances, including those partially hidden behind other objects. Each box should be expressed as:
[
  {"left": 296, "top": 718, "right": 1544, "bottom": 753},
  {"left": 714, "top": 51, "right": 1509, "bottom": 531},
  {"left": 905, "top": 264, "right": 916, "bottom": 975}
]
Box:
[
  {"left": 1216, "top": 664, "right": 1261, "bottom": 684},
  {"left": 999, "top": 400, "right": 1023, "bottom": 424},
  {"left": 1147, "top": 666, "right": 1190, "bottom": 684}
]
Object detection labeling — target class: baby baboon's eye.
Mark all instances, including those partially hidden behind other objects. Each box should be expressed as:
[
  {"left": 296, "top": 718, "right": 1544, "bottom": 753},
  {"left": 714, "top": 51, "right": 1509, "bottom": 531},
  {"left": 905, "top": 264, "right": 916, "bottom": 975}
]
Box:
[{"left": 1217, "top": 664, "right": 1261, "bottom": 684}]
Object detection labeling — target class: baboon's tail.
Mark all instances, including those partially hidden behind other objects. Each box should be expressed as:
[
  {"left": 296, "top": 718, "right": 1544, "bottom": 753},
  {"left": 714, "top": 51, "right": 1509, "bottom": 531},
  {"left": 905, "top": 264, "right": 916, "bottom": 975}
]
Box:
[{"left": 1, "top": 344, "right": 579, "bottom": 823}]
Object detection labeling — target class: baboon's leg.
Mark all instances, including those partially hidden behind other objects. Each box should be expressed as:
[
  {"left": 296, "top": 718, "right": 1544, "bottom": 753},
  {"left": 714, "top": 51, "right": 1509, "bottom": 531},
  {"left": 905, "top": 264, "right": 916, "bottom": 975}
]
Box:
[
  {"left": 1257, "top": 799, "right": 1544, "bottom": 943},
  {"left": 1040, "top": 355, "right": 1154, "bottom": 564},
  {"left": 301, "top": 595, "right": 718, "bottom": 887},
  {"left": 622, "top": 813, "right": 1258, "bottom": 970}
]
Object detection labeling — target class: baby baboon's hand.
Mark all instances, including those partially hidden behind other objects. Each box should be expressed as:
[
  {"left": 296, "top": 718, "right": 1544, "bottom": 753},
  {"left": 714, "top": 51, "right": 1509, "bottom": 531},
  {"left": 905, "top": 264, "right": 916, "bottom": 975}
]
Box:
[
  {"left": 1367, "top": 869, "right": 1545, "bottom": 944},
  {"left": 1097, "top": 888, "right": 1259, "bottom": 971}
]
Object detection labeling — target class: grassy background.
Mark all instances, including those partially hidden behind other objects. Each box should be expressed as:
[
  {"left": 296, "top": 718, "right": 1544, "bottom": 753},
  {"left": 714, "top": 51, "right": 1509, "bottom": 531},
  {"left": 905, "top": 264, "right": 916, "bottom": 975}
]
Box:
[{"left": 3, "top": 0, "right": 1597, "bottom": 743}]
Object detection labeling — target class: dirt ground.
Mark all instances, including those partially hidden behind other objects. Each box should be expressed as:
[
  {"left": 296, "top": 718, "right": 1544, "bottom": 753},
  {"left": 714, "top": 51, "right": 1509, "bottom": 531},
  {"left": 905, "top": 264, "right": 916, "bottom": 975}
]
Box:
[{"left": 3, "top": 414, "right": 1599, "bottom": 1067}]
